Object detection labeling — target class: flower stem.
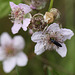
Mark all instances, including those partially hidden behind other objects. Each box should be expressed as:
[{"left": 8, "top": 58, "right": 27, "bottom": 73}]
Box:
[
  {"left": 16, "top": 66, "right": 19, "bottom": 75},
  {"left": 48, "top": 0, "right": 54, "bottom": 11}
]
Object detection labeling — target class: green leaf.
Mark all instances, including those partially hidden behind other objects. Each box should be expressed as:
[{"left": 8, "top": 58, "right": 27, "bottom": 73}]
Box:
[
  {"left": 24, "top": 13, "right": 31, "bottom": 18},
  {"left": 0, "top": 0, "right": 22, "bottom": 18}
]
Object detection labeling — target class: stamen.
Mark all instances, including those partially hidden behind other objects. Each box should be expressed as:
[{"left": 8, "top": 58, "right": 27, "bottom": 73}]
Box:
[{"left": 9, "top": 8, "right": 25, "bottom": 23}]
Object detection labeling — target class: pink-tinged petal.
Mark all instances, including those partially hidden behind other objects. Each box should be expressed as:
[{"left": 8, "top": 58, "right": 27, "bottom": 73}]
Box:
[
  {"left": 35, "top": 42, "right": 46, "bottom": 55},
  {"left": 1, "top": 32, "right": 12, "bottom": 46},
  {"left": 3, "top": 57, "right": 16, "bottom": 73},
  {"left": 0, "top": 47, "right": 6, "bottom": 61},
  {"left": 16, "top": 52, "right": 28, "bottom": 66},
  {"left": 22, "top": 18, "right": 31, "bottom": 31},
  {"left": 56, "top": 43, "right": 67, "bottom": 57},
  {"left": 19, "top": 3, "right": 32, "bottom": 14},
  {"left": 13, "top": 36, "right": 25, "bottom": 51},
  {"left": 60, "top": 28, "right": 74, "bottom": 41},
  {"left": 46, "top": 23, "right": 60, "bottom": 33},
  {"left": 11, "top": 20, "right": 22, "bottom": 34},
  {"left": 29, "top": 29, "right": 34, "bottom": 34},
  {"left": 9, "top": 2, "right": 19, "bottom": 11},
  {"left": 30, "top": 4, "right": 36, "bottom": 9},
  {"left": 31, "top": 31, "right": 46, "bottom": 43}
]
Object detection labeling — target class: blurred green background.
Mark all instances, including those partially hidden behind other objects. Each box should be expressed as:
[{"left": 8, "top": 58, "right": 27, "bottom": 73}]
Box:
[{"left": 0, "top": 0, "right": 75, "bottom": 75}]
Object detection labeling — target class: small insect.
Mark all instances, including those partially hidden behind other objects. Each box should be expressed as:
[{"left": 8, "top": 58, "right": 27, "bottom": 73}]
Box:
[{"left": 50, "top": 38, "right": 62, "bottom": 47}]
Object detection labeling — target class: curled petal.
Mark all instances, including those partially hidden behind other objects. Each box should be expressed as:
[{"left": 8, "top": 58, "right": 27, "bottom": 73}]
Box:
[
  {"left": 35, "top": 42, "right": 46, "bottom": 55},
  {"left": 19, "top": 3, "right": 32, "bottom": 14},
  {"left": 3, "top": 57, "right": 16, "bottom": 73},
  {"left": 16, "top": 52, "right": 28, "bottom": 66},
  {"left": 1, "top": 32, "right": 12, "bottom": 46},
  {"left": 13, "top": 36, "right": 25, "bottom": 51},
  {"left": 31, "top": 31, "right": 46, "bottom": 43},
  {"left": 60, "top": 28, "right": 74, "bottom": 41},
  {"left": 11, "top": 20, "right": 22, "bottom": 34},
  {"left": 22, "top": 18, "right": 31, "bottom": 31},
  {"left": 56, "top": 43, "right": 67, "bottom": 57}
]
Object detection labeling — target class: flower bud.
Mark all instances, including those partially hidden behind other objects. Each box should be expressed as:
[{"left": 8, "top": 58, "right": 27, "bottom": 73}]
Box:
[
  {"left": 44, "top": 12, "right": 54, "bottom": 24},
  {"left": 44, "top": 8, "right": 60, "bottom": 24},
  {"left": 30, "top": 0, "right": 47, "bottom": 10},
  {"left": 50, "top": 8, "right": 60, "bottom": 20}
]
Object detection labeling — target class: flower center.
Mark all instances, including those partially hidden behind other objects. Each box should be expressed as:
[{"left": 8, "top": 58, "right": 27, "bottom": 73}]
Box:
[
  {"left": 5, "top": 45, "right": 16, "bottom": 56},
  {"left": 10, "top": 8, "right": 25, "bottom": 23}
]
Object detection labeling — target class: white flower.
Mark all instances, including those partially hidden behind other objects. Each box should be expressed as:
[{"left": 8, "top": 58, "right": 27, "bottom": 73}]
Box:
[
  {"left": 0, "top": 32, "right": 28, "bottom": 73},
  {"left": 9, "top": 2, "right": 32, "bottom": 34},
  {"left": 31, "top": 23, "right": 74, "bottom": 57}
]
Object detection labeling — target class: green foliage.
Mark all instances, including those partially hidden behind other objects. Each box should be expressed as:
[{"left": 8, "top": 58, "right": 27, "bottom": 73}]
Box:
[
  {"left": 0, "top": 0, "right": 22, "bottom": 18},
  {"left": 48, "top": 0, "right": 54, "bottom": 11},
  {"left": 24, "top": 13, "right": 31, "bottom": 18}
]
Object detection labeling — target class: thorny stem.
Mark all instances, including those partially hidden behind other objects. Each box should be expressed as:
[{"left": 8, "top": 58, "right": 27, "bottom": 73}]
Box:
[{"left": 48, "top": 0, "right": 54, "bottom": 11}]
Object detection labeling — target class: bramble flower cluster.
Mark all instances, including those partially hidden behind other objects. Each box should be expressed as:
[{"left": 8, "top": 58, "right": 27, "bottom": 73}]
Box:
[
  {"left": 0, "top": 0, "right": 74, "bottom": 73},
  {"left": 8, "top": 1, "right": 74, "bottom": 57}
]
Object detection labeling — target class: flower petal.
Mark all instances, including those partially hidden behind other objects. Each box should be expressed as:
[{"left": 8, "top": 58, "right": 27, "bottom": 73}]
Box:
[
  {"left": 35, "top": 42, "right": 46, "bottom": 55},
  {"left": 19, "top": 3, "right": 32, "bottom": 14},
  {"left": 3, "top": 57, "right": 16, "bottom": 73},
  {"left": 0, "top": 47, "right": 6, "bottom": 61},
  {"left": 31, "top": 31, "right": 46, "bottom": 43},
  {"left": 56, "top": 43, "right": 67, "bottom": 57},
  {"left": 29, "top": 29, "right": 34, "bottom": 34},
  {"left": 60, "top": 28, "right": 74, "bottom": 41},
  {"left": 1, "top": 32, "right": 12, "bottom": 46},
  {"left": 9, "top": 2, "right": 18, "bottom": 11},
  {"left": 11, "top": 20, "right": 22, "bottom": 34},
  {"left": 16, "top": 52, "right": 28, "bottom": 66},
  {"left": 46, "top": 23, "right": 60, "bottom": 32},
  {"left": 22, "top": 18, "right": 31, "bottom": 31},
  {"left": 13, "top": 36, "right": 25, "bottom": 51}
]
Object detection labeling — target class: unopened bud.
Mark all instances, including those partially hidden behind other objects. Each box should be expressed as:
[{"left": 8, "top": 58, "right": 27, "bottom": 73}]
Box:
[{"left": 30, "top": 0, "right": 47, "bottom": 10}]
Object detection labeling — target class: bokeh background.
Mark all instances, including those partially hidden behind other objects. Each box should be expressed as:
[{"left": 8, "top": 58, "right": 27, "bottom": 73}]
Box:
[{"left": 0, "top": 0, "right": 75, "bottom": 75}]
